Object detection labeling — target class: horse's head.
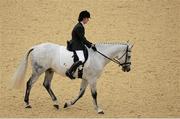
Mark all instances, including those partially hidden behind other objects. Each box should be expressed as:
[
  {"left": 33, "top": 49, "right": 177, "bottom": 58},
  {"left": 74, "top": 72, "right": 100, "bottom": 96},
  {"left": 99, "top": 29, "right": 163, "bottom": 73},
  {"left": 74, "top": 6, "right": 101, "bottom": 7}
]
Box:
[{"left": 116, "top": 44, "right": 133, "bottom": 72}]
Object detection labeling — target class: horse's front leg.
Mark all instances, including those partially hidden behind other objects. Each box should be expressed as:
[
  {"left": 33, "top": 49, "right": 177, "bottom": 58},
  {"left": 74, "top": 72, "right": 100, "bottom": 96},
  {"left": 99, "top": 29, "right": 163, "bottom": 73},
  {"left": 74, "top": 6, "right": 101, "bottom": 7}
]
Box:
[
  {"left": 64, "top": 79, "right": 88, "bottom": 108},
  {"left": 89, "top": 82, "right": 104, "bottom": 114}
]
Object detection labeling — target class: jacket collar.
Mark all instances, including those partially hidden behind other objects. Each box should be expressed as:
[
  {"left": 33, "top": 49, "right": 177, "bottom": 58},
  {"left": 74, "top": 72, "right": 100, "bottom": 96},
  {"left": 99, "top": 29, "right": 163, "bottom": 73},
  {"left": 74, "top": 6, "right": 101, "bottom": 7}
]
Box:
[{"left": 80, "top": 22, "right": 85, "bottom": 27}]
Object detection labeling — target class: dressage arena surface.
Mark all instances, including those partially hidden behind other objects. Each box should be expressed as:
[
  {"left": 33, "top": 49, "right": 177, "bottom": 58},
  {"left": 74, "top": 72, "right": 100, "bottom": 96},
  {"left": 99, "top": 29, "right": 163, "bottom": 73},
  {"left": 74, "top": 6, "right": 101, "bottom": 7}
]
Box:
[{"left": 0, "top": 0, "right": 180, "bottom": 118}]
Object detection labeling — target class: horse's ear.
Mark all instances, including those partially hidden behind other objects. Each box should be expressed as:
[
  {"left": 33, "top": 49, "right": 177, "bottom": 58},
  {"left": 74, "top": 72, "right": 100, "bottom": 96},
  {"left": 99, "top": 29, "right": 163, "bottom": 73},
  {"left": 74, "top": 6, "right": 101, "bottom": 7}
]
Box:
[{"left": 130, "top": 44, "right": 134, "bottom": 49}]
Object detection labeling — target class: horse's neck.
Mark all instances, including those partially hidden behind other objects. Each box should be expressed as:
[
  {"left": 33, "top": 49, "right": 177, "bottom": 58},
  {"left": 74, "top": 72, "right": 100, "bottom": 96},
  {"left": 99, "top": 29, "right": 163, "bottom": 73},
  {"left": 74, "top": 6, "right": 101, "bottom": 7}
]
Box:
[{"left": 95, "top": 43, "right": 126, "bottom": 66}]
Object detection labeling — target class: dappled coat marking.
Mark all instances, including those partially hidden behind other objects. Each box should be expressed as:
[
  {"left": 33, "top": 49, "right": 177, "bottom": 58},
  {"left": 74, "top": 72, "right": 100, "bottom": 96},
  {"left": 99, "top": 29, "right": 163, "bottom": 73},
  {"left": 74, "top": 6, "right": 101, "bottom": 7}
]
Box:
[{"left": 11, "top": 42, "right": 133, "bottom": 114}]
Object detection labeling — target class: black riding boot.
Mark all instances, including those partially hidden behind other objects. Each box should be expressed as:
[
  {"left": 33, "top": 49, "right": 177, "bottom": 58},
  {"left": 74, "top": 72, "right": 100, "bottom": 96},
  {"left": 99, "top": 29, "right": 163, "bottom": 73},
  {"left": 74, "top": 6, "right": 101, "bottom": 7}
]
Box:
[{"left": 66, "top": 61, "right": 83, "bottom": 79}]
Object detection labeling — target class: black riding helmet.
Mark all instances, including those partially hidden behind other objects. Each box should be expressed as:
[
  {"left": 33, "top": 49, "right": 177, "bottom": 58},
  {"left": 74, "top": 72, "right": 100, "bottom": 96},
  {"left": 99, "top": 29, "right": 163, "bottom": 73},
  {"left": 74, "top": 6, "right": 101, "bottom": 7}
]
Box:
[{"left": 78, "top": 10, "right": 90, "bottom": 22}]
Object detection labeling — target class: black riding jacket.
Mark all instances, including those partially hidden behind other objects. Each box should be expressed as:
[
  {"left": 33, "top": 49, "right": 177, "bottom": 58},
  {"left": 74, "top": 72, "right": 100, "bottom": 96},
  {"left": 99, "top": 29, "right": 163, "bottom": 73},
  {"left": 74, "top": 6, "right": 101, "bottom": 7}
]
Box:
[{"left": 70, "top": 22, "right": 92, "bottom": 50}]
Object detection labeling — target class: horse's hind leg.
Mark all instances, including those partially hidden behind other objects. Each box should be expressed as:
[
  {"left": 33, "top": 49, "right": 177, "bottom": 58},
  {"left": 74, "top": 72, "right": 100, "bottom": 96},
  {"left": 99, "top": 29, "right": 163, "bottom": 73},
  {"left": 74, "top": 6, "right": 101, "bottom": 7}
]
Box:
[
  {"left": 64, "top": 79, "right": 88, "bottom": 108},
  {"left": 24, "top": 73, "right": 40, "bottom": 108},
  {"left": 43, "top": 69, "right": 59, "bottom": 109},
  {"left": 24, "top": 62, "right": 45, "bottom": 108}
]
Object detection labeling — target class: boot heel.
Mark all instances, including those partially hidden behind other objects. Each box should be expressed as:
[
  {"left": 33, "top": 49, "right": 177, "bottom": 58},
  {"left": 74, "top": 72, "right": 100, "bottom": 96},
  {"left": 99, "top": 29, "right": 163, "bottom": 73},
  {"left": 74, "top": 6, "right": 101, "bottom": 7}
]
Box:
[
  {"left": 66, "top": 61, "right": 82, "bottom": 79},
  {"left": 66, "top": 71, "right": 75, "bottom": 79}
]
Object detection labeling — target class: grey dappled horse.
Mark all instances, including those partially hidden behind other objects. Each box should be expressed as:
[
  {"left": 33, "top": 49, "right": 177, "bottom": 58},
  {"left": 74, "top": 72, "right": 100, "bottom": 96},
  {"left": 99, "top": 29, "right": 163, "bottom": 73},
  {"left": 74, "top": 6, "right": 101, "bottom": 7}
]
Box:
[{"left": 11, "top": 42, "right": 133, "bottom": 114}]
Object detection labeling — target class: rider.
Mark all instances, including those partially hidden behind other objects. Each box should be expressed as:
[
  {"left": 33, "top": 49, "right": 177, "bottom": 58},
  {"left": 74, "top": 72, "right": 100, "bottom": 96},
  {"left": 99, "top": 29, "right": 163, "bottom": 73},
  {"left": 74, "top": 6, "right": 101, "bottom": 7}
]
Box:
[{"left": 66, "top": 10, "right": 97, "bottom": 79}]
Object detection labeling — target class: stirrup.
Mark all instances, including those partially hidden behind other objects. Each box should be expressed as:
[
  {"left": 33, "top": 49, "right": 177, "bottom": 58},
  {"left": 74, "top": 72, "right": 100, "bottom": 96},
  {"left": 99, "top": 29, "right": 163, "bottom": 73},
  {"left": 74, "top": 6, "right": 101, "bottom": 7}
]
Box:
[{"left": 65, "top": 71, "right": 75, "bottom": 79}]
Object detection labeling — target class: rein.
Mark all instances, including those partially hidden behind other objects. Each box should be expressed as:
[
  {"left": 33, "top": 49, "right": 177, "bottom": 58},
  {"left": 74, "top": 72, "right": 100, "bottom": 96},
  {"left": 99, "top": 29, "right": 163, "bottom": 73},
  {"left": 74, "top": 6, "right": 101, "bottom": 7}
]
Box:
[
  {"left": 96, "top": 45, "right": 130, "bottom": 66},
  {"left": 96, "top": 50, "right": 120, "bottom": 65}
]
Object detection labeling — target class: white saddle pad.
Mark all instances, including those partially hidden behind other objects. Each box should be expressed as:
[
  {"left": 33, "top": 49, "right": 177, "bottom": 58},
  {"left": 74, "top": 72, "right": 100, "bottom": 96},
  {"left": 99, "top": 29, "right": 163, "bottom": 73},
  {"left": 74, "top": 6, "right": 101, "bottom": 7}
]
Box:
[{"left": 59, "top": 46, "right": 90, "bottom": 76}]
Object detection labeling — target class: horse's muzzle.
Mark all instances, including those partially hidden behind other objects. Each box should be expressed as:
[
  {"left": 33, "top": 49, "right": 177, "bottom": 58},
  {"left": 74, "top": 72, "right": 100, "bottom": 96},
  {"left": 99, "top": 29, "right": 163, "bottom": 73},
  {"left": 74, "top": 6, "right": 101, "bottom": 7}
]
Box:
[{"left": 122, "top": 66, "right": 131, "bottom": 72}]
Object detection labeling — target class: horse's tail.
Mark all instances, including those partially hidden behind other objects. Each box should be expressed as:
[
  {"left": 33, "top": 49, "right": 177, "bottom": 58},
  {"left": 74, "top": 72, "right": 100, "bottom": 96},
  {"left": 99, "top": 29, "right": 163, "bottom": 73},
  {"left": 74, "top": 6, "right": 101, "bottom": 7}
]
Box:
[{"left": 11, "top": 48, "right": 34, "bottom": 89}]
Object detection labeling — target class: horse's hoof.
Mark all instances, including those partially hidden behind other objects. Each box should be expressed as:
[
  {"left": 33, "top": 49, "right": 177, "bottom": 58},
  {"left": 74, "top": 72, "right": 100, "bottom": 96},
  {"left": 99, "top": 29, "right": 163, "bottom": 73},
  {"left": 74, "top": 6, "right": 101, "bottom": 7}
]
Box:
[
  {"left": 64, "top": 102, "right": 68, "bottom": 108},
  {"left": 98, "top": 111, "right": 104, "bottom": 114},
  {"left": 53, "top": 105, "right": 59, "bottom": 109},
  {"left": 25, "top": 105, "right": 32, "bottom": 108}
]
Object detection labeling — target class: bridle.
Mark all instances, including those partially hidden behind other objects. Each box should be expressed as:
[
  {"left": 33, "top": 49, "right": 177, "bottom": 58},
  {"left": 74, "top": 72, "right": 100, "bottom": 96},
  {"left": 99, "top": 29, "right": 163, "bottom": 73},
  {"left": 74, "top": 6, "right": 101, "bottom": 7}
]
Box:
[
  {"left": 116, "top": 45, "right": 131, "bottom": 67},
  {"left": 96, "top": 45, "right": 131, "bottom": 67}
]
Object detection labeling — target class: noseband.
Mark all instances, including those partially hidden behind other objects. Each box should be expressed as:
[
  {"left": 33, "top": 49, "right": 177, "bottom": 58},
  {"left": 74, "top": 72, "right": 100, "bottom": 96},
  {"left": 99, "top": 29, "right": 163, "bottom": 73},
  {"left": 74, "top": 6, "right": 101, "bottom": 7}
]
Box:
[{"left": 96, "top": 45, "right": 131, "bottom": 67}]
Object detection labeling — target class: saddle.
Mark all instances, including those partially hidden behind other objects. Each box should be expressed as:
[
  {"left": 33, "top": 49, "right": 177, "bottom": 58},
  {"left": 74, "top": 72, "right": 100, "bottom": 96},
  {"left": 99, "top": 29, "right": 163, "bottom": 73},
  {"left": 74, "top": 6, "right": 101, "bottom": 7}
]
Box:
[{"left": 67, "top": 41, "right": 88, "bottom": 78}]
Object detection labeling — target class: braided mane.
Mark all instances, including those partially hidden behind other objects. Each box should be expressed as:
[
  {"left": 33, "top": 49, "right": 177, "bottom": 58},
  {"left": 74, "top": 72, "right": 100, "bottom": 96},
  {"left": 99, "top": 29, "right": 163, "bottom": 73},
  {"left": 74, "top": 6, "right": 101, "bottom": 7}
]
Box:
[{"left": 96, "top": 42, "right": 128, "bottom": 46}]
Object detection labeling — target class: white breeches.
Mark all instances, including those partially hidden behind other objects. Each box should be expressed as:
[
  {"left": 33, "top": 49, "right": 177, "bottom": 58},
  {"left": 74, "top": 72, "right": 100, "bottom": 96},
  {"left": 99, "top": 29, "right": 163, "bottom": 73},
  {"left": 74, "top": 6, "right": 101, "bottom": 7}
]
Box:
[{"left": 75, "top": 50, "right": 85, "bottom": 62}]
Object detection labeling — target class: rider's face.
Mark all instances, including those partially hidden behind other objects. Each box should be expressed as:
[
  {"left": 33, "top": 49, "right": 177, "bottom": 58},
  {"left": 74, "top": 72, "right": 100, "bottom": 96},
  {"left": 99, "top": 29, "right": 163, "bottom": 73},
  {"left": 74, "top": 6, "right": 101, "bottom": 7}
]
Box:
[{"left": 82, "top": 18, "right": 89, "bottom": 24}]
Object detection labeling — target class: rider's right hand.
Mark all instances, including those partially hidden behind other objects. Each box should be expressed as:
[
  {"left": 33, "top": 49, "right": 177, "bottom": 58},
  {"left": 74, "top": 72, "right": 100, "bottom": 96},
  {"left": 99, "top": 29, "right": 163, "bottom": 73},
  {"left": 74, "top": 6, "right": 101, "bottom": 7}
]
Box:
[{"left": 91, "top": 44, "right": 97, "bottom": 51}]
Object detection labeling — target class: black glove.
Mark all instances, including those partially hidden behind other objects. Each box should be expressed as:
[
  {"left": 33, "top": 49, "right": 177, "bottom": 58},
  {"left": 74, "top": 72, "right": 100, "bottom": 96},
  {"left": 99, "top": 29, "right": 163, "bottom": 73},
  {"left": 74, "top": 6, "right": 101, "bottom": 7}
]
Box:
[{"left": 91, "top": 44, "right": 97, "bottom": 51}]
